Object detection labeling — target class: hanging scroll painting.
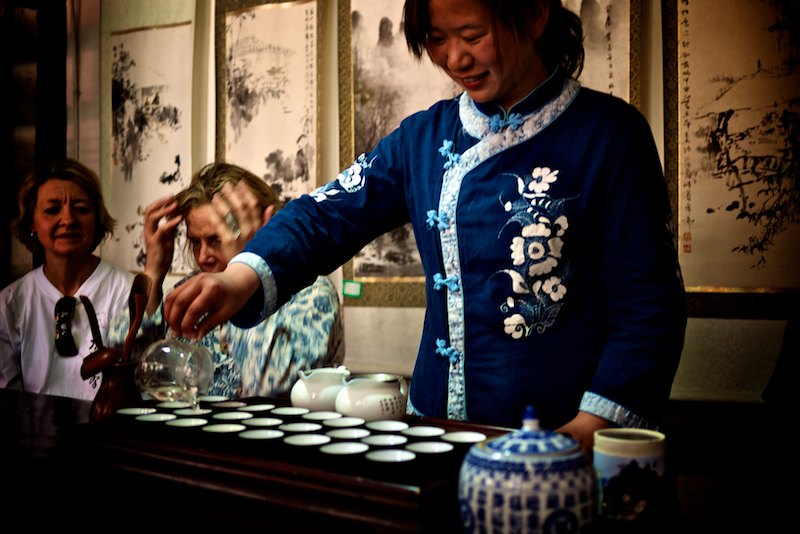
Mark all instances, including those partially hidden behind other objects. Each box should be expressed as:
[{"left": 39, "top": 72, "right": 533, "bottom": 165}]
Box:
[
  {"left": 563, "top": 0, "right": 640, "bottom": 107},
  {"left": 672, "top": 0, "right": 799, "bottom": 291},
  {"left": 341, "top": 0, "right": 461, "bottom": 306},
  {"left": 105, "top": 21, "right": 194, "bottom": 274},
  {"left": 339, "top": 0, "right": 640, "bottom": 306},
  {"left": 216, "top": 0, "right": 320, "bottom": 206}
]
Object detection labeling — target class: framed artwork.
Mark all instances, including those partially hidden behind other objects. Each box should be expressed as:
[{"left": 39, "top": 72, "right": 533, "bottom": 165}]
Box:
[
  {"left": 663, "top": 0, "right": 799, "bottom": 318},
  {"left": 215, "top": 0, "right": 322, "bottom": 207},
  {"left": 104, "top": 21, "right": 195, "bottom": 275},
  {"left": 338, "top": 0, "right": 643, "bottom": 307},
  {"left": 339, "top": 0, "right": 460, "bottom": 307},
  {"left": 564, "top": 0, "right": 641, "bottom": 108}
]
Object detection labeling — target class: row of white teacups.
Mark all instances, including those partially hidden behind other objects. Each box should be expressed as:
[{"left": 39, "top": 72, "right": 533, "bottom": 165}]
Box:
[{"left": 116, "top": 397, "right": 487, "bottom": 463}]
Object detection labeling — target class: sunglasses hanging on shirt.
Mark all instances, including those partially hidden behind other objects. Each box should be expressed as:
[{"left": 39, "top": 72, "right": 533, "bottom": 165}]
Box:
[{"left": 54, "top": 296, "right": 79, "bottom": 356}]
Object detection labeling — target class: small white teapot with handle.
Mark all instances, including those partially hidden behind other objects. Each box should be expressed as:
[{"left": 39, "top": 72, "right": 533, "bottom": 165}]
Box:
[
  {"left": 290, "top": 365, "right": 350, "bottom": 411},
  {"left": 334, "top": 373, "right": 408, "bottom": 421}
]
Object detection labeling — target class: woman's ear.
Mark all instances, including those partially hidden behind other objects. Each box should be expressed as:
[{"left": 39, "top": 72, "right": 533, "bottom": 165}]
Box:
[
  {"left": 531, "top": 0, "right": 550, "bottom": 41},
  {"left": 261, "top": 204, "right": 276, "bottom": 227}
]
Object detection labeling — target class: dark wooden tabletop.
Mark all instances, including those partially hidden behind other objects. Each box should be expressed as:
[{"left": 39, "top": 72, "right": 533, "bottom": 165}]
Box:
[
  {"left": 2, "top": 389, "right": 512, "bottom": 532},
  {"left": 7, "top": 389, "right": 792, "bottom": 532}
]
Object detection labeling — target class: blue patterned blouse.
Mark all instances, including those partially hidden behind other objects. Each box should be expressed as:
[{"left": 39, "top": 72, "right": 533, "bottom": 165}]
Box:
[{"left": 108, "top": 275, "right": 343, "bottom": 399}]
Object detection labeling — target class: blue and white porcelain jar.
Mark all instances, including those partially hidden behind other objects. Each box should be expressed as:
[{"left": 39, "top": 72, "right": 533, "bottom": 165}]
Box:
[{"left": 458, "top": 406, "right": 595, "bottom": 533}]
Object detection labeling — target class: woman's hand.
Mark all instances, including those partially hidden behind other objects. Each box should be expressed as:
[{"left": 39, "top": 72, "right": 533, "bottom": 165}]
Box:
[
  {"left": 163, "top": 262, "right": 261, "bottom": 339},
  {"left": 210, "top": 181, "right": 275, "bottom": 260},
  {"left": 143, "top": 196, "right": 183, "bottom": 314},
  {"left": 556, "top": 411, "right": 611, "bottom": 452}
]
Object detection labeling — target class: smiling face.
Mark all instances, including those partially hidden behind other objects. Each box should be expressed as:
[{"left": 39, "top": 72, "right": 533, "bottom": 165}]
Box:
[
  {"left": 425, "top": 0, "right": 549, "bottom": 110},
  {"left": 33, "top": 179, "right": 97, "bottom": 262},
  {"left": 186, "top": 204, "right": 229, "bottom": 273}
]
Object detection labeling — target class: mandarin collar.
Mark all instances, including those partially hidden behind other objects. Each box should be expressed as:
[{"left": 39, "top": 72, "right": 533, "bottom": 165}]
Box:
[{"left": 472, "top": 68, "right": 568, "bottom": 119}]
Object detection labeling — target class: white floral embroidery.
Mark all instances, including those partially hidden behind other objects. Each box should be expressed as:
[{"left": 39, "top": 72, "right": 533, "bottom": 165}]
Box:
[
  {"left": 438, "top": 78, "right": 579, "bottom": 418},
  {"left": 311, "top": 153, "right": 375, "bottom": 202},
  {"left": 529, "top": 167, "right": 559, "bottom": 194},
  {"left": 498, "top": 166, "right": 573, "bottom": 336},
  {"left": 510, "top": 221, "right": 565, "bottom": 277},
  {"left": 543, "top": 276, "right": 567, "bottom": 301},
  {"left": 310, "top": 185, "right": 340, "bottom": 203},
  {"left": 503, "top": 314, "right": 526, "bottom": 339},
  {"left": 338, "top": 153, "right": 373, "bottom": 193}
]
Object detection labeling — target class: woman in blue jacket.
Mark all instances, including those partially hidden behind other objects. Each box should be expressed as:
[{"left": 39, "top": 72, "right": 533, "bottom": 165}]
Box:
[{"left": 163, "top": 0, "right": 687, "bottom": 450}]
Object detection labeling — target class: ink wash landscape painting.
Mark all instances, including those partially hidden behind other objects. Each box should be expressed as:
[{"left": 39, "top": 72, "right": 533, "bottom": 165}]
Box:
[
  {"left": 223, "top": 0, "right": 318, "bottom": 206},
  {"left": 350, "top": 0, "right": 460, "bottom": 279},
  {"left": 678, "top": 0, "right": 799, "bottom": 289},
  {"left": 106, "top": 22, "right": 194, "bottom": 274},
  {"left": 349, "top": 0, "right": 634, "bottom": 281}
]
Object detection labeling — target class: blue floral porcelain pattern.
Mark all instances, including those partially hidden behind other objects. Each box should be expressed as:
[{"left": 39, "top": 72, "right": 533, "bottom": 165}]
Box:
[
  {"left": 458, "top": 410, "right": 594, "bottom": 532},
  {"left": 107, "top": 275, "right": 343, "bottom": 399}
]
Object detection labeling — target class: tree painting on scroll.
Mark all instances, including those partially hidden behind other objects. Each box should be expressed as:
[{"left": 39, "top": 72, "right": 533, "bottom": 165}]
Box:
[
  {"left": 351, "top": 0, "right": 460, "bottom": 279},
  {"left": 678, "top": 0, "right": 799, "bottom": 289},
  {"left": 106, "top": 22, "right": 194, "bottom": 274},
  {"left": 224, "top": 0, "right": 317, "bottom": 207},
  {"left": 349, "top": 0, "right": 633, "bottom": 279}
]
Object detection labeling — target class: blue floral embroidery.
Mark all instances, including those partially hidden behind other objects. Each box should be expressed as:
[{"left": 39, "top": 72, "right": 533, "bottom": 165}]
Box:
[
  {"left": 435, "top": 338, "right": 461, "bottom": 364},
  {"left": 426, "top": 209, "right": 450, "bottom": 230},
  {"left": 433, "top": 272, "right": 459, "bottom": 292},
  {"left": 489, "top": 112, "right": 524, "bottom": 133},
  {"left": 311, "top": 153, "right": 376, "bottom": 202},
  {"left": 438, "top": 139, "right": 461, "bottom": 169},
  {"left": 497, "top": 166, "right": 572, "bottom": 336}
]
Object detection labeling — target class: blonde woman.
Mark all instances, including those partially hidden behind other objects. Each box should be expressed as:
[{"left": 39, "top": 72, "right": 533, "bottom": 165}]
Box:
[
  {"left": 108, "top": 162, "right": 342, "bottom": 399},
  {"left": 0, "top": 159, "right": 133, "bottom": 400}
]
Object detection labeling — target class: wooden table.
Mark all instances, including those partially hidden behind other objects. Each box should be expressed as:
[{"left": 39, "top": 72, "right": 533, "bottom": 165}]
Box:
[
  {"left": 56, "top": 395, "right": 510, "bottom": 532},
  {"left": 11, "top": 389, "right": 788, "bottom": 532}
]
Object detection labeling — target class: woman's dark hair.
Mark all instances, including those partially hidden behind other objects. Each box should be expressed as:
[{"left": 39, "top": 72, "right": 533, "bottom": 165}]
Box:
[
  {"left": 16, "top": 158, "right": 116, "bottom": 254},
  {"left": 403, "top": 0, "right": 584, "bottom": 78}
]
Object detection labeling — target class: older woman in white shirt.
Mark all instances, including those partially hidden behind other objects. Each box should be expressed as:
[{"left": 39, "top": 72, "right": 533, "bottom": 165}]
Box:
[{"left": 0, "top": 158, "right": 133, "bottom": 400}]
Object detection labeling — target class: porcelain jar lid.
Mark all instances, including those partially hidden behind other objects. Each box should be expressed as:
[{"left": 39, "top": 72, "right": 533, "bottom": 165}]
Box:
[{"left": 481, "top": 405, "right": 581, "bottom": 459}]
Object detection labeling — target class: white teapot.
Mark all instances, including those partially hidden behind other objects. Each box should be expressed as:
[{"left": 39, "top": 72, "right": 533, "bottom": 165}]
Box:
[
  {"left": 334, "top": 373, "right": 408, "bottom": 421},
  {"left": 290, "top": 365, "right": 350, "bottom": 411}
]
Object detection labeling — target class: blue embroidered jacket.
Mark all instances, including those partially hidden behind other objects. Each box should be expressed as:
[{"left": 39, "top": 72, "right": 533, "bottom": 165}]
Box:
[{"left": 232, "top": 71, "right": 687, "bottom": 430}]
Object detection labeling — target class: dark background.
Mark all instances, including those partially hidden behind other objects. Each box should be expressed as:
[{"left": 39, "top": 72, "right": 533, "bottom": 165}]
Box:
[{"left": 1, "top": 0, "right": 67, "bottom": 287}]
